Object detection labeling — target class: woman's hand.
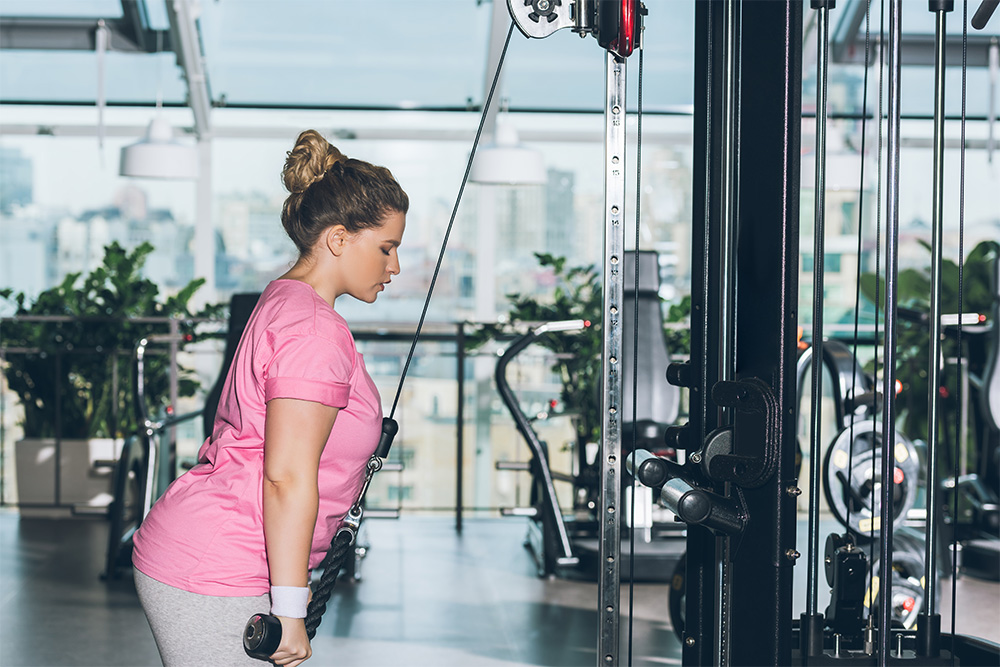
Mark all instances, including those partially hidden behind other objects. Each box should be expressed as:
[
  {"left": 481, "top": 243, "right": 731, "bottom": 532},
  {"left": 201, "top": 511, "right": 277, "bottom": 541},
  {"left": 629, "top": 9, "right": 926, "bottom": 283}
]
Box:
[{"left": 270, "top": 616, "right": 311, "bottom": 666}]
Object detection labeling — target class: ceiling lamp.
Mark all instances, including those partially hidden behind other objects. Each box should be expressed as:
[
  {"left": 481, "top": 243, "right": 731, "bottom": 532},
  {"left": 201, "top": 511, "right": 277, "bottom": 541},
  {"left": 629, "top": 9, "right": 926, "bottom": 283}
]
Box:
[
  {"left": 470, "top": 114, "right": 546, "bottom": 185},
  {"left": 120, "top": 117, "right": 198, "bottom": 180}
]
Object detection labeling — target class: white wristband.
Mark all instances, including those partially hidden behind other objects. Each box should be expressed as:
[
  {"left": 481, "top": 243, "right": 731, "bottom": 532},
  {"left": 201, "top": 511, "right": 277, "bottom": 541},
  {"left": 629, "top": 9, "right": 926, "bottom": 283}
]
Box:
[{"left": 270, "top": 585, "right": 309, "bottom": 618}]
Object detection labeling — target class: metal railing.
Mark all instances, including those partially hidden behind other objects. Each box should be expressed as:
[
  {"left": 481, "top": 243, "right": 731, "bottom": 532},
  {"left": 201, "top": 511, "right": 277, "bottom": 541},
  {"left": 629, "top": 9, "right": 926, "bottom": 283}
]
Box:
[{"left": 0, "top": 315, "right": 588, "bottom": 530}]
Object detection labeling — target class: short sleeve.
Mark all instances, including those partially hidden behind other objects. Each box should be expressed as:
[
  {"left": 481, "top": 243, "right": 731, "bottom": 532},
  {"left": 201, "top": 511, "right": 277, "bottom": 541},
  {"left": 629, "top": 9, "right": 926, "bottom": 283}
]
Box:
[{"left": 264, "top": 333, "right": 353, "bottom": 408}]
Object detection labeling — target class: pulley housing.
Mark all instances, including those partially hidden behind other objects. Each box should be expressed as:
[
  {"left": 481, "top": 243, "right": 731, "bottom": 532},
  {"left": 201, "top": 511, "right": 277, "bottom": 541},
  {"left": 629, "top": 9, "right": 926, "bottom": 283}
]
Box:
[{"left": 507, "top": 0, "right": 644, "bottom": 58}]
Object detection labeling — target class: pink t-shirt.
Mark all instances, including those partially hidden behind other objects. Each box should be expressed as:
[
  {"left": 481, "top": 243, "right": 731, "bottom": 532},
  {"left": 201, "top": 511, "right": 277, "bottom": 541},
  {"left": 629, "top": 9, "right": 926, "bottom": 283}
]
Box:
[{"left": 132, "top": 279, "right": 382, "bottom": 596}]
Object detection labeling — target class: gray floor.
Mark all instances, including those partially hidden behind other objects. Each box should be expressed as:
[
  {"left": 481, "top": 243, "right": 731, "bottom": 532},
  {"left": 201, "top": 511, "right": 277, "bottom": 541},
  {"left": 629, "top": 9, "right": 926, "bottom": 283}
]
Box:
[
  {"left": 0, "top": 510, "right": 681, "bottom": 667},
  {"left": 0, "top": 508, "right": 997, "bottom": 667}
]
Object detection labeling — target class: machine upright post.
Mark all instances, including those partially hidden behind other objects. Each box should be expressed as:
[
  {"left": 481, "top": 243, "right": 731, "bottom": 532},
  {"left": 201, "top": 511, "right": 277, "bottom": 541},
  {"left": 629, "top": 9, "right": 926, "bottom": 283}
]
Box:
[
  {"left": 716, "top": 1, "right": 740, "bottom": 662},
  {"left": 918, "top": 0, "right": 952, "bottom": 657},
  {"left": 878, "top": 0, "right": 904, "bottom": 663},
  {"left": 728, "top": 1, "right": 802, "bottom": 663},
  {"left": 597, "top": 52, "right": 627, "bottom": 667},
  {"left": 803, "top": 0, "right": 834, "bottom": 656},
  {"left": 687, "top": 1, "right": 802, "bottom": 664},
  {"left": 685, "top": 2, "right": 728, "bottom": 662}
]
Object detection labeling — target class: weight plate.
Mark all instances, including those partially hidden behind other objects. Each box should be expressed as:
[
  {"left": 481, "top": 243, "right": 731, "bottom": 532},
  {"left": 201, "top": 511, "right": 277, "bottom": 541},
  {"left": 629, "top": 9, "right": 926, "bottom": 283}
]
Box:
[
  {"left": 864, "top": 533, "right": 930, "bottom": 630},
  {"left": 823, "top": 419, "right": 920, "bottom": 541}
]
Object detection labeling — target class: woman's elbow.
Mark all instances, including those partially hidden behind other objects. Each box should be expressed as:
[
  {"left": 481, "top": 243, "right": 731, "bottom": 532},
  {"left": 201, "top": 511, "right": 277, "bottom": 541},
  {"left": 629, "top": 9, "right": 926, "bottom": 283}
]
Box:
[{"left": 262, "top": 473, "right": 317, "bottom": 499}]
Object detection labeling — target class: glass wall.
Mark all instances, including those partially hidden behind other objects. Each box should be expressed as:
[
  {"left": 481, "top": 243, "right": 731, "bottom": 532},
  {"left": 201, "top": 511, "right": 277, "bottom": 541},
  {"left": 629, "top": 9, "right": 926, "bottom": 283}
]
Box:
[{"left": 2, "top": 0, "right": 998, "bottom": 514}]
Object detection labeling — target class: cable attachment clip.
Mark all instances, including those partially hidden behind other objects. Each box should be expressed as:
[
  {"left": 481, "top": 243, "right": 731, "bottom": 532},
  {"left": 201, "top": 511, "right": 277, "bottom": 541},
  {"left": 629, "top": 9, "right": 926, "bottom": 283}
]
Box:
[
  {"left": 338, "top": 417, "right": 396, "bottom": 544},
  {"left": 338, "top": 455, "right": 383, "bottom": 544}
]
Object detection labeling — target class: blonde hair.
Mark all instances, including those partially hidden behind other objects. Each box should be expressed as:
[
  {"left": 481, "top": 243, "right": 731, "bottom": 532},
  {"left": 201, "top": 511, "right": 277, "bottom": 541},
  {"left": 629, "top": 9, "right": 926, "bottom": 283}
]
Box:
[{"left": 280, "top": 129, "right": 409, "bottom": 255}]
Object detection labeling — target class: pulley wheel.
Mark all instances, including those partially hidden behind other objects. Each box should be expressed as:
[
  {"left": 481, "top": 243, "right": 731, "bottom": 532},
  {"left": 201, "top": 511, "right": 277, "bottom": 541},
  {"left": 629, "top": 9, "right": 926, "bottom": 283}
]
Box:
[{"left": 822, "top": 419, "right": 919, "bottom": 541}]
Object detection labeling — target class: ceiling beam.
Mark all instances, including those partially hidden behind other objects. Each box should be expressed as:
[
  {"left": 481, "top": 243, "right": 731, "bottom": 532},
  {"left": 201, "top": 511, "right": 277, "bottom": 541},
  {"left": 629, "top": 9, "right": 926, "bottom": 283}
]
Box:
[
  {"left": 828, "top": 0, "right": 998, "bottom": 67},
  {"left": 833, "top": 33, "right": 997, "bottom": 67},
  {"left": 165, "top": 0, "right": 212, "bottom": 139},
  {"left": 480, "top": 0, "right": 513, "bottom": 140},
  {"left": 0, "top": 121, "right": 693, "bottom": 145},
  {"left": 0, "top": 17, "right": 171, "bottom": 52}
]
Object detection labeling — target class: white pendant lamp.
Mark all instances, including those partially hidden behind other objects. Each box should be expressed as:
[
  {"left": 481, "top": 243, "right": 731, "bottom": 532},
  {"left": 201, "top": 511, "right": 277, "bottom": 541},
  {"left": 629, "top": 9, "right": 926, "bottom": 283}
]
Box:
[
  {"left": 470, "top": 113, "right": 546, "bottom": 185},
  {"left": 120, "top": 117, "right": 198, "bottom": 180}
]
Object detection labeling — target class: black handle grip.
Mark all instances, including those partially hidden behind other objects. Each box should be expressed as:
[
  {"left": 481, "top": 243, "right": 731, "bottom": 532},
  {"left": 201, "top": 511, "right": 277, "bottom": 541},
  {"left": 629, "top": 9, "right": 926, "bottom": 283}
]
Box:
[
  {"left": 972, "top": 0, "right": 999, "bottom": 28},
  {"left": 375, "top": 417, "right": 398, "bottom": 459},
  {"left": 243, "top": 613, "right": 282, "bottom": 661}
]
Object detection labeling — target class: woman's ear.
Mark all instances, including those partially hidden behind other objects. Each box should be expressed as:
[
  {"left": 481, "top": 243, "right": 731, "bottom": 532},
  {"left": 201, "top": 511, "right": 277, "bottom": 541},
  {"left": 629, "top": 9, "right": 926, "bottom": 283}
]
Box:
[{"left": 323, "top": 225, "right": 349, "bottom": 257}]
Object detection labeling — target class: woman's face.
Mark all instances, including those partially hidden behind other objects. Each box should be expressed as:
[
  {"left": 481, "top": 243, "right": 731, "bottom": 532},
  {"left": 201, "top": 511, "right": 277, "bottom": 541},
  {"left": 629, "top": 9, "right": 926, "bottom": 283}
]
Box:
[{"left": 340, "top": 210, "right": 406, "bottom": 303}]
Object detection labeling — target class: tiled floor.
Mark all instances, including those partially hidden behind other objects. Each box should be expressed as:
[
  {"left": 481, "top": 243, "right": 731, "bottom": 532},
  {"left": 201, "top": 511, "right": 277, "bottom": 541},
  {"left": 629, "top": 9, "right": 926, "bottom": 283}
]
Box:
[{"left": 0, "top": 509, "right": 996, "bottom": 667}]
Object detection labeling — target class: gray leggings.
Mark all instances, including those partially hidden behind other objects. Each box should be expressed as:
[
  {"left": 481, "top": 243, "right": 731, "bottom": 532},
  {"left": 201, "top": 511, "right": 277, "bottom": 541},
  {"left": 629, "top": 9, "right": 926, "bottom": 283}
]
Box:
[{"left": 134, "top": 569, "right": 270, "bottom": 667}]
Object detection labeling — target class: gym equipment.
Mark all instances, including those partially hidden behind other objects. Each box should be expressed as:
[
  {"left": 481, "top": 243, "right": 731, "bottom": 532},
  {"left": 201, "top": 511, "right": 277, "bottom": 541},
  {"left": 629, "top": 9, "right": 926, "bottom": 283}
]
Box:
[
  {"left": 495, "top": 319, "right": 589, "bottom": 577},
  {"left": 105, "top": 293, "right": 262, "bottom": 580},
  {"left": 795, "top": 339, "right": 879, "bottom": 434},
  {"left": 822, "top": 419, "right": 920, "bottom": 541},
  {"left": 622, "top": 251, "right": 681, "bottom": 452},
  {"left": 243, "top": 613, "right": 282, "bottom": 661},
  {"left": 863, "top": 527, "right": 933, "bottom": 633},
  {"left": 668, "top": 528, "right": 935, "bottom": 643},
  {"left": 795, "top": 337, "right": 923, "bottom": 543},
  {"left": 242, "top": 418, "right": 396, "bottom": 660},
  {"left": 642, "top": 0, "right": 1000, "bottom": 663},
  {"left": 494, "top": 311, "right": 685, "bottom": 581},
  {"left": 504, "top": 2, "right": 649, "bottom": 657},
  {"left": 201, "top": 293, "right": 260, "bottom": 440},
  {"left": 944, "top": 247, "right": 1000, "bottom": 580},
  {"left": 102, "top": 433, "right": 147, "bottom": 579},
  {"left": 103, "top": 334, "right": 202, "bottom": 580}
]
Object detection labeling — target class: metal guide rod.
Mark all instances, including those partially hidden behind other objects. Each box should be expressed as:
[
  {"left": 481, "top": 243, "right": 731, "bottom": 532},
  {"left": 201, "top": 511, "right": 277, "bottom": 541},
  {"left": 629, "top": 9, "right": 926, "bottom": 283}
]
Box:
[
  {"left": 805, "top": 0, "right": 832, "bottom": 632},
  {"left": 878, "top": 0, "right": 904, "bottom": 662},
  {"left": 716, "top": 2, "right": 740, "bottom": 662},
  {"left": 922, "top": 0, "right": 951, "bottom": 643},
  {"left": 598, "top": 52, "right": 626, "bottom": 667},
  {"left": 708, "top": 5, "right": 741, "bottom": 661},
  {"left": 719, "top": 0, "right": 738, "bottom": 390}
]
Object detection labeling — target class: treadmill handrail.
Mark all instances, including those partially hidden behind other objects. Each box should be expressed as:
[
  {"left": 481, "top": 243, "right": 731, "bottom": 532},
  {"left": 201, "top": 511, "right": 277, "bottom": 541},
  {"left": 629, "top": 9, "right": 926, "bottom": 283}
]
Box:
[{"left": 494, "top": 320, "right": 587, "bottom": 564}]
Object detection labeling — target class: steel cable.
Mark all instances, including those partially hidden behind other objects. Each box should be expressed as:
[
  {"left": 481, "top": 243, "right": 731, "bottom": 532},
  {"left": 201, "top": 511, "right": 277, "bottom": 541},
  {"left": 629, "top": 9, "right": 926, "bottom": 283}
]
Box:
[{"left": 303, "top": 21, "right": 517, "bottom": 639}]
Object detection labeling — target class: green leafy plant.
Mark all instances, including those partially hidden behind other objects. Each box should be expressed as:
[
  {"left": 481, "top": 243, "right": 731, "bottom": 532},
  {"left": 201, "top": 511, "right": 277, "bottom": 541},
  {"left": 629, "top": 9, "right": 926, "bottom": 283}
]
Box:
[
  {"left": 467, "top": 253, "right": 604, "bottom": 444},
  {"left": 0, "top": 242, "right": 223, "bottom": 439},
  {"left": 467, "top": 252, "right": 692, "bottom": 446},
  {"left": 860, "top": 239, "right": 999, "bottom": 460}
]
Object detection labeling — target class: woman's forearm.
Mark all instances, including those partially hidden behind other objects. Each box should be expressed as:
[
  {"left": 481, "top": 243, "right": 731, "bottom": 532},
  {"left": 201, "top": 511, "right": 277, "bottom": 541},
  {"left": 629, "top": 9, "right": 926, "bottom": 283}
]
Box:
[{"left": 263, "top": 477, "right": 319, "bottom": 588}]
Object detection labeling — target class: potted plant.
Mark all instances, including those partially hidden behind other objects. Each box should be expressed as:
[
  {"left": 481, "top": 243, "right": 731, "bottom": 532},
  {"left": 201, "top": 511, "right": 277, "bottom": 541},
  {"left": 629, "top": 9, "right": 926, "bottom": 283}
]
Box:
[
  {"left": 466, "top": 252, "right": 691, "bottom": 506},
  {"left": 0, "top": 241, "right": 221, "bottom": 513},
  {"left": 860, "top": 239, "right": 999, "bottom": 468}
]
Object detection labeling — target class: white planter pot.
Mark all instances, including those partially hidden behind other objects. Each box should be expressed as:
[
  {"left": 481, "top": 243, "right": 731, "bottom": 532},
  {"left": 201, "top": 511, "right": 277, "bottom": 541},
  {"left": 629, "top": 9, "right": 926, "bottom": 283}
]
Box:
[{"left": 15, "top": 437, "right": 122, "bottom": 517}]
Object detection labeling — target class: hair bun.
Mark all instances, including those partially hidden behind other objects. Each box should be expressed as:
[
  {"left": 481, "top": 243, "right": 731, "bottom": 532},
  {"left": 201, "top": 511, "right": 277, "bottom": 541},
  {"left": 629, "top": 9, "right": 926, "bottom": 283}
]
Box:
[{"left": 282, "top": 130, "right": 346, "bottom": 194}]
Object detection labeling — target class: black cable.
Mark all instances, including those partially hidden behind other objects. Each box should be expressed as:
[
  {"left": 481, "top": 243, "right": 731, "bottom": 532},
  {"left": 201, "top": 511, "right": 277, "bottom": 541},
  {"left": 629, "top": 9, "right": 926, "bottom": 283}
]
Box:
[
  {"left": 626, "top": 43, "right": 645, "bottom": 667},
  {"left": 866, "top": 0, "right": 888, "bottom": 622},
  {"left": 303, "top": 21, "right": 517, "bottom": 642},
  {"left": 845, "top": 0, "right": 875, "bottom": 548},
  {"left": 387, "top": 21, "right": 516, "bottom": 420},
  {"left": 949, "top": 3, "right": 969, "bottom": 660}
]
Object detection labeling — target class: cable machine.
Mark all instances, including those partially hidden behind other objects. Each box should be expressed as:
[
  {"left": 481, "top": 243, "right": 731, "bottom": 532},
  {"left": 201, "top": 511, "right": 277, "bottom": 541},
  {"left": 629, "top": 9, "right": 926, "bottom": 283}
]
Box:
[
  {"left": 241, "top": 0, "right": 999, "bottom": 663},
  {"left": 630, "top": 0, "right": 1000, "bottom": 665}
]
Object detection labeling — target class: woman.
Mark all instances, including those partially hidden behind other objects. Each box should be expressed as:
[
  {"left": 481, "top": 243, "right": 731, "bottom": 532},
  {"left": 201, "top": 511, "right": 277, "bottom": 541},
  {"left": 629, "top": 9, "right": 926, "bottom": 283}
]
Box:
[{"left": 132, "top": 129, "right": 408, "bottom": 667}]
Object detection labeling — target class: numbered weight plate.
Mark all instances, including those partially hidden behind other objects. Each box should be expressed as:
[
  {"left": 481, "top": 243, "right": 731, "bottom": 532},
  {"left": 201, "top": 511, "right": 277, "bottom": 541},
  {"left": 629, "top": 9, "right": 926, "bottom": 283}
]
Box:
[{"left": 822, "top": 419, "right": 920, "bottom": 541}]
